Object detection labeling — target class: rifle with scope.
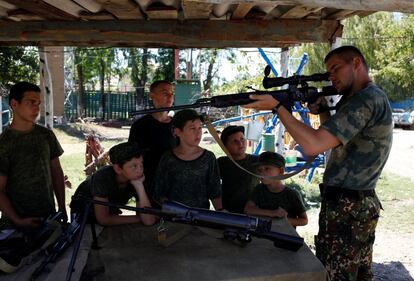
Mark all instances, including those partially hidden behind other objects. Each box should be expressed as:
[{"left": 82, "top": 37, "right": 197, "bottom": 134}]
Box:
[
  {"left": 73, "top": 197, "right": 304, "bottom": 251},
  {"left": 130, "top": 65, "right": 339, "bottom": 116}
]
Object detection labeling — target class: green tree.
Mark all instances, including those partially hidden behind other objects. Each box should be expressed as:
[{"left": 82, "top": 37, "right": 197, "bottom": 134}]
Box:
[
  {"left": 154, "top": 49, "right": 174, "bottom": 81},
  {"left": 0, "top": 47, "right": 39, "bottom": 87}
]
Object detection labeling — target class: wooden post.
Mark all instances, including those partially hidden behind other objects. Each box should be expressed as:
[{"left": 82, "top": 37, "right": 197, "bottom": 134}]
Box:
[{"left": 275, "top": 47, "right": 289, "bottom": 154}]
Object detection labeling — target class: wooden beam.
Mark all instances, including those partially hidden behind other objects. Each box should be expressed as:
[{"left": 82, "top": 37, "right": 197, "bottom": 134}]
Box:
[
  {"left": 188, "top": 0, "right": 414, "bottom": 13},
  {"left": 0, "top": 19, "right": 343, "bottom": 48},
  {"left": 4, "top": 0, "right": 78, "bottom": 20},
  {"left": 145, "top": 4, "right": 178, "bottom": 19}
]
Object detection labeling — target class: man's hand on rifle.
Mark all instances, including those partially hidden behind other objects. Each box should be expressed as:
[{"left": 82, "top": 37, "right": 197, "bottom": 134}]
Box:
[
  {"left": 308, "top": 96, "right": 328, "bottom": 115},
  {"left": 245, "top": 94, "right": 278, "bottom": 110}
]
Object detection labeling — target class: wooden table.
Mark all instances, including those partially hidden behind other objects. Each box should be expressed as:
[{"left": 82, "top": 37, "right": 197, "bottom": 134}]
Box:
[{"left": 82, "top": 218, "right": 327, "bottom": 281}]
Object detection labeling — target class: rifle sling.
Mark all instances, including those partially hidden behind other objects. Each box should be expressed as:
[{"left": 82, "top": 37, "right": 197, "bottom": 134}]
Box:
[{"left": 204, "top": 115, "right": 315, "bottom": 181}]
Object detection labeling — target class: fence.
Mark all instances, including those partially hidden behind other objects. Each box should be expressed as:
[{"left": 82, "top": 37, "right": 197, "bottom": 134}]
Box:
[{"left": 64, "top": 91, "right": 139, "bottom": 121}]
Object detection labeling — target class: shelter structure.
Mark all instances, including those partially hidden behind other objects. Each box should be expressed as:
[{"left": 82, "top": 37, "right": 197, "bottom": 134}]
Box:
[{"left": 0, "top": 1, "right": 413, "bottom": 48}]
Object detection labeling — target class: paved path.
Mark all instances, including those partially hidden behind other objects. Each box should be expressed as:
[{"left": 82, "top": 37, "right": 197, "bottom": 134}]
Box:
[{"left": 383, "top": 129, "right": 414, "bottom": 180}]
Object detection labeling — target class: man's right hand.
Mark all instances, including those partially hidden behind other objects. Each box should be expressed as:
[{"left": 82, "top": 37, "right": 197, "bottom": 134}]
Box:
[
  {"left": 15, "top": 217, "right": 43, "bottom": 228},
  {"left": 308, "top": 96, "right": 328, "bottom": 115}
]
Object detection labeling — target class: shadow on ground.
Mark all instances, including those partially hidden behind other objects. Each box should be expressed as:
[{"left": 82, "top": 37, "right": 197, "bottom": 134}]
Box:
[{"left": 373, "top": 261, "right": 413, "bottom": 281}]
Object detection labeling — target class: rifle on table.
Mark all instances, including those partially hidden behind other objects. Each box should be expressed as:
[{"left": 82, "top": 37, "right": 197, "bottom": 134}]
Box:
[
  {"left": 77, "top": 197, "right": 303, "bottom": 251},
  {"left": 65, "top": 198, "right": 304, "bottom": 281},
  {"left": 130, "top": 65, "right": 339, "bottom": 116}
]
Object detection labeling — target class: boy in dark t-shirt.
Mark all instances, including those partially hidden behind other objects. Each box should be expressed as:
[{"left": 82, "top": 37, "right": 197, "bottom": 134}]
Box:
[
  {"left": 152, "top": 109, "right": 223, "bottom": 210},
  {"left": 70, "top": 142, "right": 156, "bottom": 226},
  {"left": 244, "top": 151, "right": 308, "bottom": 227}
]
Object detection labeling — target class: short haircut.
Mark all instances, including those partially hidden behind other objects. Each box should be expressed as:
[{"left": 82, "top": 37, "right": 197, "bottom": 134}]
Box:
[
  {"left": 109, "top": 142, "right": 145, "bottom": 167},
  {"left": 149, "top": 80, "right": 172, "bottom": 93},
  {"left": 172, "top": 109, "right": 203, "bottom": 130},
  {"left": 220, "top": 125, "right": 245, "bottom": 145},
  {"left": 324, "top": 45, "right": 368, "bottom": 70},
  {"left": 9, "top": 81, "right": 41, "bottom": 105}
]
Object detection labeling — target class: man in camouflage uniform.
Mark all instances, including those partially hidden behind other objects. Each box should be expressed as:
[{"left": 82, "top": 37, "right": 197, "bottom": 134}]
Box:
[
  {"left": 245, "top": 46, "right": 393, "bottom": 280},
  {"left": 0, "top": 82, "right": 67, "bottom": 230}
]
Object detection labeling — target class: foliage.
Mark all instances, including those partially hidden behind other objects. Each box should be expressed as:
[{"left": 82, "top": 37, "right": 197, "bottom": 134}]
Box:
[
  {"left": 294, "top": 12, "right": 414, "bottom": 102},
  {"left": 0, "top": 47, "right": 39, "bottom": 87},
  {"left": 154, "top": 48, "right": 175, "bottom": 82}
]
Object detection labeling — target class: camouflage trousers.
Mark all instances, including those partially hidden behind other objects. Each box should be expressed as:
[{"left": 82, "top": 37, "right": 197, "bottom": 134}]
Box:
[{"left": 315, "top": 193, "right": 381, "bottom": 281}]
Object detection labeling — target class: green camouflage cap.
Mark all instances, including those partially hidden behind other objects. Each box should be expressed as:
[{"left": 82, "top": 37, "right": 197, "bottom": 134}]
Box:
[
  {"left": 109, "top": 142, "right": 146, "bottom": 165},
  {"left": 253, "top": 151, "right": 285, "bottom": 168}
]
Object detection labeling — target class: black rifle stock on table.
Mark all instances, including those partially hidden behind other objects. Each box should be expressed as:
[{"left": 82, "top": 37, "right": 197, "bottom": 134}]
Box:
[{"left": 130, "top": 66, "right": 338, "bottom": 116}]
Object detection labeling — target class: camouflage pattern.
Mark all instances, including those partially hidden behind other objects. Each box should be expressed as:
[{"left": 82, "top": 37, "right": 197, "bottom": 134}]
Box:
[
  {"left": 152, "top": 149, "right": 221, "bottom": 209},
  {"left": 315, "top": 194, "right": 381, "bottom": 281},
  {"left": 218, "top": 154, "right": 259, "bottom": 213},
  {"left": 0, "top": 124, "right": 64, "bottom": 229},
  {"left": 321, "top": 84, "right": 393, "bottom": 190},
  {"left": 250, "top": 184, "right": 306, "bottom": 218}
]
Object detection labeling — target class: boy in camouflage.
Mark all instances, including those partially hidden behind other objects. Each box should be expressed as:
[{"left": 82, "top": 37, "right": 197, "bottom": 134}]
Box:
[
  {"left": 70, "top": 142, "right": 156, "bottom": 226},
  {"left": 244, "top": 151, "right": 308, "bottom": 227},
  {"left": 152, "top": 109, "right": 223, "bottom": 210},
  {"left": 0, "top": 82, "right": 66, "bottom": 230},
  {"left": 245, "top": 46, "right": 393, "bottom": 280}
]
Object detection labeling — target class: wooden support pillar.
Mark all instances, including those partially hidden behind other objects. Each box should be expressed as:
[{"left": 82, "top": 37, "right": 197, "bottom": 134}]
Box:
[
  {"left": 275, "top": 47, "right": 289, "bottom": 154},
  {"left": 39, "top": 46, "right": 65, "bottom": 128}
]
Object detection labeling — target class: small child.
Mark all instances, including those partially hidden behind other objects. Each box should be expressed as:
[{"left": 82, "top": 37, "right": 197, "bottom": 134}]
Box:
[
  {"left": 70, "top": 142, "right": 156, "bottom": 226},
  {"left": 152, "top": 109, "right": 223, "bottom": 210},
  {"left": 244, "top": 151, "right": 308, "bottom": 227}
]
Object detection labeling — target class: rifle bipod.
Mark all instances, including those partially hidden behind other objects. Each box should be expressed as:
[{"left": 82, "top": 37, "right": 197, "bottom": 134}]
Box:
[{"left": 65, "top": 201, "right": 100, "bottom": 281}]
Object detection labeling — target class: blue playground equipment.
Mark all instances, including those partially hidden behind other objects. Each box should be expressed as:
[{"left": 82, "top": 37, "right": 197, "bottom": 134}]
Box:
[{"left": 213, "top": 49, "right": 324, "bottom": 182}]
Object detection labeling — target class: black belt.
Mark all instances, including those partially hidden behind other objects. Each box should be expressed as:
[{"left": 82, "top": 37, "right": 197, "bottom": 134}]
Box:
[{"left": 319, "top": 184, "right": 375, "bottom": 201}]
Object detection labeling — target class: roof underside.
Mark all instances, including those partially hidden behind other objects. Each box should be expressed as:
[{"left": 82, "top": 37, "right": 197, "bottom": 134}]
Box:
[{"left": 0, "top": 0, "right": 413, "bottom": 48}]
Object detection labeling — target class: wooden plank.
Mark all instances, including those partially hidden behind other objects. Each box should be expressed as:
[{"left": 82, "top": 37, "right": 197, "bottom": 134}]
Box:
[
  {"left": 7, "top": 8, "right": 44, "bottom": 20},
  {"left": 182, "top": 0, "right": 212, "bottom": 19},
  {"left": 280, "top": 5, "right": 323, "bottom": 19},
  {"left": 79, "top": 10, "right": 115, "bottom": 20},
  {"left": 4, "top": 0, "right": 78, "bottom": 20},
  {"left": 42, "top": 0, "right": 84, "bottom": 17},
  {"left": 94, "top": 0, "right": 143, "bottom": 20},
  {"left": 145, "top": 4, "right": 177, "bottom": 19},
  {"left": 231, "top": 3, "right": 254, "bottom": 19},
  {"left": 0, "top": 19, "right": 343, "bottom": 48},
  {"left": 188, "top": 0, "right": 414, "bottom": 13},
  {"left": 325, "top": 9, "right": 355, "bottom": 20}
]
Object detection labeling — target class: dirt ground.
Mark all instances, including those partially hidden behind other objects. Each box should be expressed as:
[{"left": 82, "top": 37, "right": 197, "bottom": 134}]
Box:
[
  {"left": 373, "top": 129, "right": 414, "bottom": 280},
  {"left": 64, "top": 123, "right": 414, "bottom": 280}
]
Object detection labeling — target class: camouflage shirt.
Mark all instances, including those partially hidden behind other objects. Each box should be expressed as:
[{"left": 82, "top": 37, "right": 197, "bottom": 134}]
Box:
[
  {"left": 249, "top": 184, "right": 306, "bottom": 218},
  {"left": 321, "top": 83, "right": 393, "bottom": 190},
  {"left": 218, "top": 154, "right": 259, "bottom": 213},
  {"left": 0, "top": 124, "right": 64, "bottom": 229},
  {"left": 72, "top": 165, "right": 137, "bottom": 215},
  {"left": 152, "top": 149, "right": 221, "bottom": 209}
]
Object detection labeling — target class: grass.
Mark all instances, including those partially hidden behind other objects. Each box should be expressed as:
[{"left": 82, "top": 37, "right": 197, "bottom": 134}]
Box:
[{"left": 54, "top": 125, "right": 414, "bottom": 246}]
